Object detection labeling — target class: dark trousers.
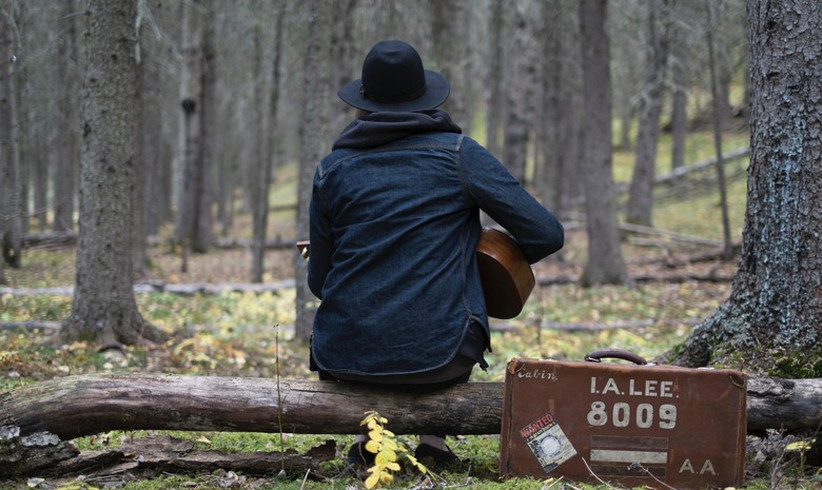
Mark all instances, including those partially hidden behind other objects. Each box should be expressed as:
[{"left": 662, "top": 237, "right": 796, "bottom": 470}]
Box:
[{"left": 317, "top": 354, "right": 475, "bottom": 393}]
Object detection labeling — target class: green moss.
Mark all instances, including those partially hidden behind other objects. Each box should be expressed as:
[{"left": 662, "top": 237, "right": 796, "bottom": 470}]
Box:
[{"left": 714, "top": 342, "right": 822, "bottom": 378}]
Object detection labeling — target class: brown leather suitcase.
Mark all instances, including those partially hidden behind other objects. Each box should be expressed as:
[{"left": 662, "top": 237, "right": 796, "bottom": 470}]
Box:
[{"left": 500, "top": 350, "right": 746, "bottom": 489}]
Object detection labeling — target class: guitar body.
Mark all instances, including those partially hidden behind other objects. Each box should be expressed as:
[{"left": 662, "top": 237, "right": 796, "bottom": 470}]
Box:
[{"left": 476, "top": 228, "right": 535, "bottom": 319}]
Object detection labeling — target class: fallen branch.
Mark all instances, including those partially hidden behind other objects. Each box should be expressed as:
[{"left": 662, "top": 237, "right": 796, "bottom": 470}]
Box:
[
  {"left": 22, "top": 232, "right": 77, "bottom": 248},
  {"left": 0, "top": 321, "right": 61, "bottom": 331},
  {"left": 537, "top": 318, "right": 700, "bottom": 332},
  {"left": 627, "top": 243, "right": 741, "bottom": 266},
  {"left": 0, "top": 280, "right": 296, "bottom": 297},
  {"left": 618, "top": 222, "right": 723, "bottom": 248},
  {"left": 1, "top": 430, "right": 335, "bottom": 478},
  {"left": 535, "top": 271, "right": 735, "bottom": 286}
]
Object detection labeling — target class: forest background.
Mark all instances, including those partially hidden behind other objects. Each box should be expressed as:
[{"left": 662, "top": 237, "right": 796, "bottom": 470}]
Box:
[{"left": 2, "top": 0, "right": 809, "bottom": 488}]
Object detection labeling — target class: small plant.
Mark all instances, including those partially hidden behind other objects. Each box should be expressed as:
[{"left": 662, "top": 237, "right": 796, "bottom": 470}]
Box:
[{"left": 359, "top": 411, "right": 431, "bottom": 488}]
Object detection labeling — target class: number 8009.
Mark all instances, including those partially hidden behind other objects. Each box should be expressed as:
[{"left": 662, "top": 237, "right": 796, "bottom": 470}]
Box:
[{"left": 586, "top": 401, "right": 677, "bottom": 429}]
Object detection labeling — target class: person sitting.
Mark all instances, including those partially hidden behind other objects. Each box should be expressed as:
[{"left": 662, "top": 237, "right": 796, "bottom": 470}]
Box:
[{"left": 307, "top": 39, "right": 564, "bottom": 468}]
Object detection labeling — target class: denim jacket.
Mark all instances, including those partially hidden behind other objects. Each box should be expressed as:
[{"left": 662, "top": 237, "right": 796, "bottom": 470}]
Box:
[{"left": 308, "top": 111, "right": 564, "bottom": 376}]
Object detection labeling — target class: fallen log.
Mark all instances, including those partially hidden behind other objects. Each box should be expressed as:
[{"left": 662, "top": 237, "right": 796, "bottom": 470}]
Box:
[
  {"left": 4, "top": 373, "right": 822, "bottom": 478},
  {"left": 0, "top": 374, "right": 501, "bottom": 440},
  {"left": 2, "top": 373, "right": 822, "bottom": 441},
  {"left": 0, "top": 280, "right": 297, "bottom": 298},
  {"left": 746, "top": 376, "right": 822, "bottom": 432}
]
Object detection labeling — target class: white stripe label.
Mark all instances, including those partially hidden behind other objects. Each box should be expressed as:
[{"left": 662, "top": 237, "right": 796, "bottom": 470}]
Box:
[{"left": 590, "top": 449, "right": 668, "bottom": 464}]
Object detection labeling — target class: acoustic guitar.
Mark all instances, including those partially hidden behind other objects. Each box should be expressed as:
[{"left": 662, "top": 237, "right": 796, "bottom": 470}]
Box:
[
  {"left": 296, "top": 227, "right": 535, "bottom": 320},
  {"left": 475, "top": 227, "right": 535, "bottom": 319}
]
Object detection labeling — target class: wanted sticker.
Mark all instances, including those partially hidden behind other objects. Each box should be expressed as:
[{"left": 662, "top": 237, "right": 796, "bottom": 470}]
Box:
[{"left": 520, "top": 412, "right": 577, "bottom": 473}]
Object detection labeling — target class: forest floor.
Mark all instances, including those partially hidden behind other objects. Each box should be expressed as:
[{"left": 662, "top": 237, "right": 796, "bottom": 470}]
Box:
[{"left": 3, "top": 229, "right": 813, "bottom": 489}]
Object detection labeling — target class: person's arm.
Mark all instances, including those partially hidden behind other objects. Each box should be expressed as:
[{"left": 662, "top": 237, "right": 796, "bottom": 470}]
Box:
[
  {"left": 307, "top": 177, "right": 333, "bottom": 299},
  {"left": 459, "top": 137, "right": 564, "bottom": 263}
]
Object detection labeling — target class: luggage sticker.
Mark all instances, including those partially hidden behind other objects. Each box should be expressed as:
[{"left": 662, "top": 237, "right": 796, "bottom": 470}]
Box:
[{"left": 519, "top": 412, "right": 577, "bottom": 473}]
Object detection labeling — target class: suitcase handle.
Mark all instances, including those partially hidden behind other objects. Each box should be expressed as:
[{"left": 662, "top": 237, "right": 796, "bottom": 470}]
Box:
[{"left": 584, "top": 349, "right": 647, "bottom": 365}]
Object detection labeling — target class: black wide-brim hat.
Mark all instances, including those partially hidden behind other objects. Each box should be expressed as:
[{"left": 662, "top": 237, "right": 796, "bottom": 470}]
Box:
[{"left": 338, "top": 40, "right": 450, "bottom": 113}]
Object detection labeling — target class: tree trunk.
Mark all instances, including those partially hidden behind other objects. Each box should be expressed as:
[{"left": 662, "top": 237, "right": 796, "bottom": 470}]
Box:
[
  {"left": 431, "top": 0, "right": 469, "bottom": 129},
  {"left": 0, "top": 0, "right": 23, "bottom": 272},
  {"left": 194, "top": 0, "right": 215, "bottom": 254},
  {"left": 669, "top": 23, "right": 688, "bottom": 171},
  {"left": 501, "top": 0, "right": 536, "bottom": 183},
  {"left": 132, "top": 2, "right": 150, "bottom": 277},
  {"left": 250, "top": 24, "right": 268, "bottom": 284},
  {"left": 537, "top": 0, "right": 582, "bottom": 217},
  {"left": 485, "top": 0, "right": 504, "bottom": 159},
  {"left": 18, "top": 0, "right": 51, "bottom": 235},
  {"left": 52, "top": 0, "right": 79, "bottom": 233},
  {"left": 705, "top": 0, "right": 734, "bottom": 260},
  {"left": 177, "top": 0, "right": 205, "bottom": 264},
  {"left": 555, "top": 1, "right": 584, "bottom": 216},
  {"left": 137, "top": 2, "right": 171, "bottom": 239},
  {"left": 669, "top": 0, "right": 822, "bottom": 373},
  {"left": 328, "top": 0, "right": 357, "bottom": 137},
  {"left": 249, "top": 3, "right": 285, "bottom": 284},
  {"left": 62, "top": 0, "right": 165, "bottom": 347},
  {"left": 579, "top": 0, "right": 627, "bottom": 287},
  {"left": 714, "top": 0, "right": 733, "bottom": 132},
  {"left": 627, "top": 0, "right": 670, "bottom": 227},
  {"left": 294, "top": 0, "right": 333, "bottom": 342}
]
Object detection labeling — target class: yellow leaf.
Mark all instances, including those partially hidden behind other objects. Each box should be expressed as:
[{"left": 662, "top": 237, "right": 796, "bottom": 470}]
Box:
[
  {"left": 384, "top": 461, "right": 400, "bottom": 472},
  {"left": 381, "top": 438, "right": 398, "bottom": 451},
  {"left": 382, "top": 429, "right": 395, "bottom": 437},
  {"left": 786, "top": 441, "right": 813, "bottom": 451},
  {"left": 406, "top": 454, "right": 428, "bottom": 474},
  {"left": 380, "top": 472, "right": 393, "bottom": 485},
  {"left": 368, "top": 428, "right": 383, "bottom": 441},
  {"left": 375, "top": 449, "right": 397, "bottom": 465},
  {"left": 365, "top": 440, "right": 381, "bottom": 453},
  {"left": 365, "top": 472, "right": 380, "bottom": 489},
  {"left": 197, "top": 435, "right": 211, "bottom": 444}
]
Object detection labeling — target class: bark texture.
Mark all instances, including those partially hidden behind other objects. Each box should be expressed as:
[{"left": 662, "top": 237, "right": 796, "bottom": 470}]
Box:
[
  {"left": 0, "top": 375, "right": 502, "bottom": 440},
  {"left": 627, "top": 0, "right": 670, "bottom": 227},
  {"left": 62, "top": 0, "right": 164, "bottom": 346},
  {"left": 177, "top": 0, "right": 213, "bottom": 256},
  {"left": 578, "top": 0, "right": 627, "bottom": 286},
  {"left": 484, "top": 0, "right": 504, "bottom": 158},
  {"left": 501, "top": 0, "right": 536, "bottom": 183},
  {"left": 0, "top": 0, "right": 22, "bottom": 274},
  {"left": 670, "top": 0, "right": 822, "bottom": 372},
  {"left": 294, "top": 1, "right": 333, "bottom": 341},
  {"left": 52, "top": 0, "right": 79, "bottom": 233}
]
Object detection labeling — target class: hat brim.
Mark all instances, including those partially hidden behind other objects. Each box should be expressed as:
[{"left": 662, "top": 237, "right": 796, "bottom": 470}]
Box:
[{"left": 337, "top": 70, "right": 450, "bottom": 113}]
